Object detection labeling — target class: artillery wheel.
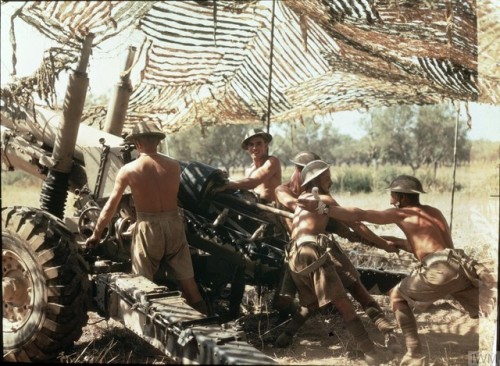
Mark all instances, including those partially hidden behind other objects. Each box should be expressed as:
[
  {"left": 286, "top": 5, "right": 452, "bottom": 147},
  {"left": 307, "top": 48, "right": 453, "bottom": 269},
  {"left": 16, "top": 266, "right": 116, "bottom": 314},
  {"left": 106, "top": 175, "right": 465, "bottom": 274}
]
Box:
[{"left": 2, "top": 206, "right": 90, "bottom": 362}]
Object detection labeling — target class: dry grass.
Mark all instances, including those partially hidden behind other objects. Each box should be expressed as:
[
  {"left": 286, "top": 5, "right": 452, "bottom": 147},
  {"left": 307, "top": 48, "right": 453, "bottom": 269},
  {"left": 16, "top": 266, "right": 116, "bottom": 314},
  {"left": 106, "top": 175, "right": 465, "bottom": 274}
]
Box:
[{"left": 1, "top": 175, "right": 79, "bottom": 216}]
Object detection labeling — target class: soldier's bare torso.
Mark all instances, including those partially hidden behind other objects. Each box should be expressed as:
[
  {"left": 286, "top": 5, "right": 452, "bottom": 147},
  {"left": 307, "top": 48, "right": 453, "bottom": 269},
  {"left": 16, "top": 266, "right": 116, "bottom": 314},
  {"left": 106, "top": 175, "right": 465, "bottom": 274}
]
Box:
[{"left": 123, "top": 153, "right": 180, "bottom": 213}]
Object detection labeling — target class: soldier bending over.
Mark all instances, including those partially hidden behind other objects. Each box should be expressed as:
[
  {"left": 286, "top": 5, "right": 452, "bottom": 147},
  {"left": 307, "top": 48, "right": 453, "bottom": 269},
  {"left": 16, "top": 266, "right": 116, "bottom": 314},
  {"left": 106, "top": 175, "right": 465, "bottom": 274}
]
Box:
[{"left": 279, "top": 160, "right": 395, "bottom": 365}]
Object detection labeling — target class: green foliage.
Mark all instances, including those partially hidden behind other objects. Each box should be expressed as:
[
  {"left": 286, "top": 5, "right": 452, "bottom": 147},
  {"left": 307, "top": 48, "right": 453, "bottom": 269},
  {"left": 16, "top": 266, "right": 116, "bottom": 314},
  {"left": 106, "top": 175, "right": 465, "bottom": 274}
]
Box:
[
  {"left": 360, "top": 103, "right": 471, "bottom": 174},
  {"left": 371, "top": 165, "right": 404, "bottom": 191},
  {"left": 326, "top": 163, "right": 495, "bottom": 195},
  {"left": 272, "top": 117, "right": 356, "bottom": 167},
  {"left": 155, "top": 104, "right": 496, "bottom": 179},
  {"left": 416, "top": 170, "right": 460, "bottom": 193},
  {"left": 167, "top": 124, "right": 252, "bottom": 171},
  {"left": 331, "top": 166, "right": 373, "bottom": 193}
]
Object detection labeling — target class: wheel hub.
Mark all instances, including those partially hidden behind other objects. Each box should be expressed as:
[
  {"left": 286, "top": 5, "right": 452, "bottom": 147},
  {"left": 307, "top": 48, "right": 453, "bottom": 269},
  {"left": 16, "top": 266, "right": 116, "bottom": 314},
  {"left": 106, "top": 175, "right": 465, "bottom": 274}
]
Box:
[{"left": 3, "top": 249, "right": 34, "bottom": 331}]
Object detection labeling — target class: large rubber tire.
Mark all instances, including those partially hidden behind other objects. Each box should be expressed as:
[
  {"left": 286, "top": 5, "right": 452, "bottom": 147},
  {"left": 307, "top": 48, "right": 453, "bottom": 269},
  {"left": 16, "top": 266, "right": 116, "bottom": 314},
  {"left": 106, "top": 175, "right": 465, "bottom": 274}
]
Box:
[{"left": 2, "top": 206, "right": 90, "bottom": 362}]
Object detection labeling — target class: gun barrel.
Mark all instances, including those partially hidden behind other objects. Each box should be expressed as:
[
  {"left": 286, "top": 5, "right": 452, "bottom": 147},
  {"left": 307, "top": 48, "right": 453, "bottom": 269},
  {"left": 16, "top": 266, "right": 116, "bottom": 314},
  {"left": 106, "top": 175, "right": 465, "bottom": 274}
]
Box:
[
  {"left": 1, "top": 106, "right": 124, "bottom": 164},
  {"left": 213, "top": 193, "right": 294, "bottom": 219}
]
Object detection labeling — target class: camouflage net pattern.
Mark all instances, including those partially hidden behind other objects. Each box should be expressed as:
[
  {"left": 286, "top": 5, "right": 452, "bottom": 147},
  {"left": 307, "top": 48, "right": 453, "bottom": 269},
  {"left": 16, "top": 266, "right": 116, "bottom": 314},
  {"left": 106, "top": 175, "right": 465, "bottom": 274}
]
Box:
[{"left": 0, "top": 0, "right": 498, "bottom": 135}]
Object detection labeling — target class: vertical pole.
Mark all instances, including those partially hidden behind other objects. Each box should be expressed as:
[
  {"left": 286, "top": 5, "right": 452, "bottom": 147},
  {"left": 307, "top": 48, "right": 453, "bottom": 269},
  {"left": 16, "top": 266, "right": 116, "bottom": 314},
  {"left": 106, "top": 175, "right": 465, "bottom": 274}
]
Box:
[
  {"left": 265, "top": 0, "right": 276, "bottom": 134},
  {"left": 449, "top": 101, "right": 460, "bottom": 231},
  {"left": 104, "top": 46, "right": 136, "bottom": 137},
  {"left": 497, "top": 163, "right": 500, "bottom": 354}
]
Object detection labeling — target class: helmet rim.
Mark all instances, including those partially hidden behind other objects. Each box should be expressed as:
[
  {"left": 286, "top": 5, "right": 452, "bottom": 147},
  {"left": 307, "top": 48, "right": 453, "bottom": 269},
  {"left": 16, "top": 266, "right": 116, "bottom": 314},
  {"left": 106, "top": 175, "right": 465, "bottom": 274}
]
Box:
[
  {"left": 387, "top": 175, "right": 426, "bottom": 194},
  {"left": 290, "top": 151, "right": 321, "bottom": 167},
  {"left": 301, "top": 160, "right": 330, "bottom": 187}
]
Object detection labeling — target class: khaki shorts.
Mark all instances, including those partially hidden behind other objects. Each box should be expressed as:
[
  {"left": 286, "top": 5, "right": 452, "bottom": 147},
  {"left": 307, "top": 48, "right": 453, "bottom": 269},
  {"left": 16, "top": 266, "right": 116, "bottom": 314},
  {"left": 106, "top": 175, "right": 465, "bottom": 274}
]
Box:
[
  {"left": 277, "top": 264, "right": 297, "bottom": 299},
  {"left": 278, "top": 237, "right": 359, "bottom": 300},
  {"left": 397, "top": 249, "right": 479, "bottom": 317},
  {"left": 288, "top": 239, "right": 348, "bottom": 308},
  {"left": 327, "top": 236, "right": 360, "bottom": 288},
  {"left": 132, "top": 209, "right": 194, "bottom": 281}
]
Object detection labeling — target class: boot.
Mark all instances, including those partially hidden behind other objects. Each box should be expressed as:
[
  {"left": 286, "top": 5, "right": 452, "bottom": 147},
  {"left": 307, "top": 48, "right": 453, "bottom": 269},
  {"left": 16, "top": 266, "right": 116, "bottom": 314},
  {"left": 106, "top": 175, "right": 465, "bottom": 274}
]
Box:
[
  {"left": 275, "top": 306, "right": 311, "bottom": 348},
  {"left": 365, "top": 345, "right": 393, "bottom": 366},
  {"left": 394, "top": 306, "right": 422, "bottom": 356},
  {"left": 365, "top": 304, "right": 396, "bottom": 333},
  {"left": 345, "top": 317, "right": 392, "bottom": 365},
  {"left": 276, "top": 299, "right": 300, "bottom": 324}
]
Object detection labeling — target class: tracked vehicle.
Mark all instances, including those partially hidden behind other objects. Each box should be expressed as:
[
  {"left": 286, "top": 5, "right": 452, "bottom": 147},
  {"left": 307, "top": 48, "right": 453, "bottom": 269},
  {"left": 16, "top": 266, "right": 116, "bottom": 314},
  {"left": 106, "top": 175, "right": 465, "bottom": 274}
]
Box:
[{"left": 2, "top": 34, "right": 406, "bottom": 363}]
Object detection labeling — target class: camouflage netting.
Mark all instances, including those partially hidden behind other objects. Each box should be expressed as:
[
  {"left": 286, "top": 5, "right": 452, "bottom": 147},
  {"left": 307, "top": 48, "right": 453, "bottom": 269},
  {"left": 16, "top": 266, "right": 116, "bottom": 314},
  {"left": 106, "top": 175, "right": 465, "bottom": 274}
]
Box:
[{"left": 0, "top": 0, "right": 498, "bottom": 135}]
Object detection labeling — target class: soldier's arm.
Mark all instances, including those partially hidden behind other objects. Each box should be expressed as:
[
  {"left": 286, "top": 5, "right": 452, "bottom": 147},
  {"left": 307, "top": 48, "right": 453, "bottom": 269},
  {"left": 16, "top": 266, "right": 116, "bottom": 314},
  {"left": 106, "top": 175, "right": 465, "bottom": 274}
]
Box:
[
  {"left": 86, "top": 168, "right": 128, "bottom": 247},
  {"left": 275, "top": 184, "right": 297, "bottom": 212},
  {"left": 225, "top": 157, "right": 280, "bottom": 190}
]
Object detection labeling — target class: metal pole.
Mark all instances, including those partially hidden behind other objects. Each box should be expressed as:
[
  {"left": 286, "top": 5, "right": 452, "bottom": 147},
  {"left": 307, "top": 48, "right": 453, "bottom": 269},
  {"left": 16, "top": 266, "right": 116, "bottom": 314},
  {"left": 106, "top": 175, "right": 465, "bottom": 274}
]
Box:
[
  {"left": 497, "top": 163, "right": 500, "bottom": 353},
  {"left": 265, "top": 0, "right": 276, "bottom": 134},
  {"left": 449, "top": 101, "right": 460, "bottom": 231}
]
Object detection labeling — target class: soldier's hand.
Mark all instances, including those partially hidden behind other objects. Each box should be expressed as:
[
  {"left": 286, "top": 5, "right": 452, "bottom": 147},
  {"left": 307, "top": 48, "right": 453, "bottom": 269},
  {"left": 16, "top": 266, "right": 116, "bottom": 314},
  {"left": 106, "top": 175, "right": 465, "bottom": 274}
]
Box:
[
  {"left": 384, "top": 240, "right": 400, "bottom": 254},
  {"left": 297, "top": 197, "right": 321, "bottom": 214},
  {"left": 211, "top": 185, "right": 227, "bottom": 195},
  {"left": 381, "top": 235, "right": 410, "bottom": 253},
  {"left": 85, "top": 233, "right": 101, "bottom": 249}
]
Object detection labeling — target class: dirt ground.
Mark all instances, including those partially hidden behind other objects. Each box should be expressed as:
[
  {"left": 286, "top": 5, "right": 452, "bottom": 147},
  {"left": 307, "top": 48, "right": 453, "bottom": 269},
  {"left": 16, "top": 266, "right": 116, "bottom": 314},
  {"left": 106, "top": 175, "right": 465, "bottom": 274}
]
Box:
[
  {"left": 64, "top": 287, "right": 496, "bottom": 365},
  {"left": 58, "top": 220, "right": 498, "bottom": 365},
  {"left": 59, "top": 240, "right": 498, "bottom": 365},
  {"left": 258, "top": 298, "right": 488, "bottom": 366}
]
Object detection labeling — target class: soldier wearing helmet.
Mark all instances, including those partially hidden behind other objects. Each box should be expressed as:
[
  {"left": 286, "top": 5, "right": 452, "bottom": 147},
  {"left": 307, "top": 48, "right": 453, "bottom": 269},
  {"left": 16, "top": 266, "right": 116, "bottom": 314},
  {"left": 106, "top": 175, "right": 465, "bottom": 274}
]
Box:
[
  {"left": 275, "top": 151, "right": 321, "bottom": 232},
  {"left": 214, "top": 128, "right": 281, "bottom": 204},
  {"left": 272, "top": 152, "right": 320, "bottom": 327},
  {"left": 275, "top": 160, "right": 397, "bottom": 365},
  {"left": 274, "top": 155, "right": 397, "bottom": 351},
  {"left": 86, "top": 121, "right": 208, "bottom": 315},
  {"left": 298, "top": 173, "right": 495, "bottom": 366},
  {"left": 387, "top": 175, "right": 426, "bottom": 208}
]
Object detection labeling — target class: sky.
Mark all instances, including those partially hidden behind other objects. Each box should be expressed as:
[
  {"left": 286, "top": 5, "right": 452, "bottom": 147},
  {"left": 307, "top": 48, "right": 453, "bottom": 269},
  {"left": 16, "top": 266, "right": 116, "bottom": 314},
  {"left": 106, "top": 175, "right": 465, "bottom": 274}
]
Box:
[{"left": 1, "top": 4, "right": 499, "bottom": 142}]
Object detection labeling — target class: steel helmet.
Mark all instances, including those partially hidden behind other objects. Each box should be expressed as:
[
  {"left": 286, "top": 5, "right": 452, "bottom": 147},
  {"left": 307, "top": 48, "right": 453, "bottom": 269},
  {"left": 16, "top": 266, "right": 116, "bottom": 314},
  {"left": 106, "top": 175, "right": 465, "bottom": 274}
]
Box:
[
  {"left": 387, "top": 175, "right": 426, "bottom": 194},
  {"left": 290, "top": 151, "right": 321, "bottom": 167},
  {"left": 241, "top": 128, "right": 272, "bottom": 149},
  {"left": 301, "top": 160, "right": 330, "bottom": 187},
  {"left": 125, "top": 121, "right": 166, "bottom": 142}
]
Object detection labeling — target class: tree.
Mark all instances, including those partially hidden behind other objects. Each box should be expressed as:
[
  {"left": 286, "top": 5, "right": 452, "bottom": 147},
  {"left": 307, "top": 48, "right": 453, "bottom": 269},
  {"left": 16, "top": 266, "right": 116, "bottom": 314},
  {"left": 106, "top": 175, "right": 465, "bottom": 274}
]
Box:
[
  {"left": 167, "top": 124, "right": 250, "bottom": 172},
  {"left": 361, "top": 104, "right": 470, "bottom": 175},
  {"left": 272, "top": 117, "right": 352, "bottom": 167},
  {"left": 272, "top": 117, "right": 325, "bottom": 167}
]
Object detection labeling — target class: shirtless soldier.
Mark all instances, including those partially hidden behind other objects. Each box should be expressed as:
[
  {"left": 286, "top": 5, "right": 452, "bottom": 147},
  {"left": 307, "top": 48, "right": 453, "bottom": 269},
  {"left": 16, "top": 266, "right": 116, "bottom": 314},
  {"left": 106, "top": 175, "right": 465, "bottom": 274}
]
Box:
[
  {"left": 299, "top": 172, "right": 494, "bottom": 366},
  {"left": 280, "top": 160, "right": 394, "bottom": 365},
  {"left": 216, "top": 128, "right": 281, "bottom": 204},
  {"left": 86, "top": 121, "right": 208, "bottom": 315},
  {"left": 275, "top": 154, "right": 396, "bottom": 348}
]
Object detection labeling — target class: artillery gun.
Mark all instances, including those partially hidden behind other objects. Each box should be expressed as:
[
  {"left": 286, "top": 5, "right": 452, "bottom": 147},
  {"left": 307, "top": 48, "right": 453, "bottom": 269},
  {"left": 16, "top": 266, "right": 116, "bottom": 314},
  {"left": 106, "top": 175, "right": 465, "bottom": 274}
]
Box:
[{"left": 2, "top": 35, "right": 407, "bottom": 363}]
